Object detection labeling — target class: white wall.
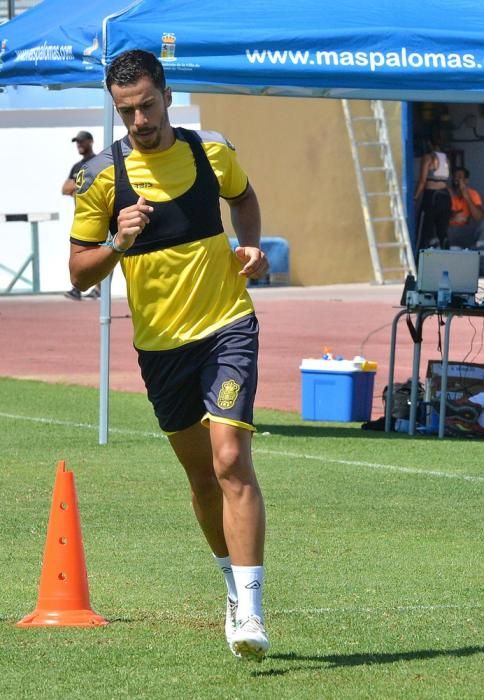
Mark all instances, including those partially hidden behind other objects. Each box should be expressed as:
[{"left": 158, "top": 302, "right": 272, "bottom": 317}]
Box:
[{"left": 0, "top": 104, "right": 200, "bottom": 296}]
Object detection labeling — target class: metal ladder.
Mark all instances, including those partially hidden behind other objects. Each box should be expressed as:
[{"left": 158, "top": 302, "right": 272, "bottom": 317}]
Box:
[{"left": 342, "top": 99, "right": 416, "bottom": 284}]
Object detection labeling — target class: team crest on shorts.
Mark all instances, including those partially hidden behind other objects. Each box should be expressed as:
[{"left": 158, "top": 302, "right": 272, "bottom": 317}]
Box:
[{"left": 217, "top": 379, "right": 240, "bottom": 409}]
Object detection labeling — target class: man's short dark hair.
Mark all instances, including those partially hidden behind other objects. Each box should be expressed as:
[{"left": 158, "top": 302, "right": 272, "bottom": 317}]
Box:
[
  {"left": 453, "top": 166, "right": 470, "bottom": 179},
  {"left": 105, "top": 49, "right": 166, "bottom": 93}
]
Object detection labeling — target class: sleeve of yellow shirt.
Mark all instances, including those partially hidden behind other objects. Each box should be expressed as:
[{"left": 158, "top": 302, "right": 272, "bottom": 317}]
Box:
[
  {"left": 70, "top": 168, "right": 114, "bottom": 245},
  {"left": 203, "top": 137, "right": 249, "bottom": 200}
]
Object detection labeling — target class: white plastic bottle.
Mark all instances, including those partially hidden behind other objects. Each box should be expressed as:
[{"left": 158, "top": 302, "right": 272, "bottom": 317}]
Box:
[{"left": 437, "top": 270, "right": 452, "bottom": 309}]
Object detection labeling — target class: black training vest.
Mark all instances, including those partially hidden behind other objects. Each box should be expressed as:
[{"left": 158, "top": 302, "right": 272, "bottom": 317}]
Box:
[{"left": 109, "top": 127, "right": 224, "bottom": 256}]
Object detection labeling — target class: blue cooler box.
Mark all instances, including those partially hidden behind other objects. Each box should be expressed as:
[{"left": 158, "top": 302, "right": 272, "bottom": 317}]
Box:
[{"left": 301, "top": 359, "right": 376, "bottom": 422}]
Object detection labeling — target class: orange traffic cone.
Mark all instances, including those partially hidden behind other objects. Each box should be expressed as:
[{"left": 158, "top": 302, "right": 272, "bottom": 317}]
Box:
[{"left": 17, "top": 460, "right": 108, "bottom": 627}]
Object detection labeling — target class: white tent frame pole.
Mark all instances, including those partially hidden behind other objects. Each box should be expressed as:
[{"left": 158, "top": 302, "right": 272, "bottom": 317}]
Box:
[{"left": 99, "top": 86, "right": 114, "bottom": 445}]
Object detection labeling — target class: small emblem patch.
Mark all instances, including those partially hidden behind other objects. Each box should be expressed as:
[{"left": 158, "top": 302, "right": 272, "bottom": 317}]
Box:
[
  {"left": 217, "top": 379, "right": 240, "bottom": 409},
  {"left": 75, "top": 168, "right": 85, "bottom": 190}
]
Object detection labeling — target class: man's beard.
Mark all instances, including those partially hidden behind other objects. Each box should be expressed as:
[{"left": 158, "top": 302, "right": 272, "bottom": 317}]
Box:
[{"left": 131, "top": 127, "right": 162, "bottom": 151}]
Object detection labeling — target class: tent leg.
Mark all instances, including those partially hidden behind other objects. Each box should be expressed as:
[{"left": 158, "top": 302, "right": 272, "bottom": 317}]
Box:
[
  {"left": 99, "top": 88, "right": 115, "bottom": 445},
  {"left": 99, "top": 274, "right": 112, "bottom": 445}
]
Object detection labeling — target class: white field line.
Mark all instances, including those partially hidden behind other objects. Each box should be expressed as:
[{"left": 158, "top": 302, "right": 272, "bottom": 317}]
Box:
[
  {"left": 0, "top": 411, "right": 167, "bottom": 441},
  {"left": 107, "top": 602, "right": 482, "bottom": 623},
  {"left": 125, "top": 602, "right": 483, "bottom": 622},
  {"left": 1, "top": 412, "right": 483, "bottom": 484},
  {"left": 272, "top": 603, "right": 482, "bottom": 615},
  {"left": 254, "top": 448, "right": 484, "bottom": 484}
]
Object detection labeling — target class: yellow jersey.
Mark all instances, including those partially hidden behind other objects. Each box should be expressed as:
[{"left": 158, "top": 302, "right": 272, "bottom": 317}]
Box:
[{"left": 70, "top": 128, "right": 255, "bottom": 351}]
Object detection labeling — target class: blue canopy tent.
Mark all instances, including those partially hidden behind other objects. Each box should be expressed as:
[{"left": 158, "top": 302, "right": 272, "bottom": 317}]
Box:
[
  {"left": 0, "top": 0, "right": 131, "bottom": 87},
  {"left": 2, "top": 0, "right": 484, "bottom": 444},
  {"left": 103, "top": 0, "right": 484, "bottom": 102}
]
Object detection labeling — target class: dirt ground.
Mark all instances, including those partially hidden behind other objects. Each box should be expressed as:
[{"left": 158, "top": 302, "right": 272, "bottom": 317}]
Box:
[{"left": 1, "top": 283, "right": 482, "bottom": 420}]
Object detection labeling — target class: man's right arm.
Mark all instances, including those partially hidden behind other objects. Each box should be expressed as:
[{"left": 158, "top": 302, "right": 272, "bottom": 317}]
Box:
[
  {"left": 69, "top": 242, "right": 124, "bottom": 291},
  {"left": 69, "top": 197, "right": 153, "bottom": 291},
  {"left": 63, "top": 164, "right": 78, "bottom": 196},
  {"left": 62, "top": 178, "right": 77, "bottom": 196}
]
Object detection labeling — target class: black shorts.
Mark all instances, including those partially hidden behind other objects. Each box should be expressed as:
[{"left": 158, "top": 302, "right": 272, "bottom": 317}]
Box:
[{"left": 137, "top": 314, "right": 259, "bottom": 434}]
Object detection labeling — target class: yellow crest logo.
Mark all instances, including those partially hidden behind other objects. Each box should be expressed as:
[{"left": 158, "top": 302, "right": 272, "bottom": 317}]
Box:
[
  {"left": 75, "top": 168, "right": 85, "bottom": 190},
  {"left": 217, "top": 379, "right": 240, "bottom": 410}
]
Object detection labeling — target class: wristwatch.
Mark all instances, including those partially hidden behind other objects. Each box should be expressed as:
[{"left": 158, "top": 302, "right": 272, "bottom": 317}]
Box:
[{"left": 105, "top": 233, "right": 128, "bottom": 254}]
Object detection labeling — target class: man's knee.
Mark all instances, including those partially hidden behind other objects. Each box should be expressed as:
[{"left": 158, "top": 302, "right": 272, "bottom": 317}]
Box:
[{"left": 213, "top": 442, "right": 245, "bottom": 478}]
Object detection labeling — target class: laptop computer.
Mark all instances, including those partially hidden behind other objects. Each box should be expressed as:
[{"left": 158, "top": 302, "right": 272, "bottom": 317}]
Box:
[{"left": 417, "top": 249, "right": 480, "bottom": 295}]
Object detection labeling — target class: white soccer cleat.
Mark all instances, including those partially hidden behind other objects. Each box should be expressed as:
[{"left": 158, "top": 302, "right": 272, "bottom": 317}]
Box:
[
  {"left": 230, "top": 615, "right": 270, "bottom": 661},
  {"left": 225, "top": 597, "right": 240, "bottom": 655}
]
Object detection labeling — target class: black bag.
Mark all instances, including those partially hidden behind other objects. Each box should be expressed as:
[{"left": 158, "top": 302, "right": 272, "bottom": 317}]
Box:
[{"left": 382, "top": 379, "right": 424, "bottom": 419}]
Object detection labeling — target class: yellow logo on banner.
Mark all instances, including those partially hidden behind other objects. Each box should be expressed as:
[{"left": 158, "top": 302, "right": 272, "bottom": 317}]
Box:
[{"left": 217, "top": 380, "right": 240, "bottom": 409}]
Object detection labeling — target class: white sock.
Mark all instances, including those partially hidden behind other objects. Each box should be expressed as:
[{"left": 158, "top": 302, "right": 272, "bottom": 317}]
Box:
[
  {"left": 212, "top": 554, "right": 238, "bottom": 602},
  {"left": 232, "top": 565, "right": 264, "bottom": 622}
]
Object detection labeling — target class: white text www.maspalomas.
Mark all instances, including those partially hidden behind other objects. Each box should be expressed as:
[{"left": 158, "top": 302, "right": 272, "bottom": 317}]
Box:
[
  {"left": 245, "top": 48, "right": 480, "bottom": 72},
  {"left": 14, "top": 42, "right": 74, "bottom": 64}
]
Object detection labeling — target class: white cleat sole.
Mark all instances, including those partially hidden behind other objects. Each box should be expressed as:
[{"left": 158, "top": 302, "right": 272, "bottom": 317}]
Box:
[
  {"left": 230, "top": 614, "right": 269, "bottom": 661},
  {"left": 232, "top": 639, "right": 269, "bottom": 662}
]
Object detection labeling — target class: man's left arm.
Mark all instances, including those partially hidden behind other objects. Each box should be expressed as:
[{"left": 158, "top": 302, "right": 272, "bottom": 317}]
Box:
[
  {"left": 461, "top": 184, "right": 483, "bottom": 222},
  {"left": 227, "top": 184, "right": 268, "bottom": 279},
  {"left": 468, "top": 191, "right": 484, "bottom": 222}
]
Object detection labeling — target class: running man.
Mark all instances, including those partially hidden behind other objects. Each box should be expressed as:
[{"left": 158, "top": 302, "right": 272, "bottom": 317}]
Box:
[{"left": 67, "top": 49, "right": 270, "bottom": 660}]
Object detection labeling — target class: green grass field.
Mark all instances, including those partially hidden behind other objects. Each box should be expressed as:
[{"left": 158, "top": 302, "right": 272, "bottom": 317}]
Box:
[{"left": 0, "top": 377, "right": 482, "bottom": 699}]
